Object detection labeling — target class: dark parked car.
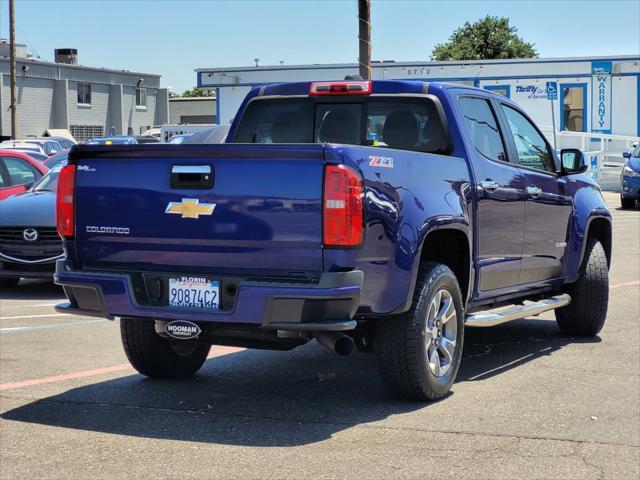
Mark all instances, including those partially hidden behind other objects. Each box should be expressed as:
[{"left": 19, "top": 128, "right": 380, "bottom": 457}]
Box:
[
  {"left": 621, "top": 144, "right": 640, "bottom": 209},
  {"left": 0, "top": 160, "right": 66, "bottom": 287},
  {"left": 134, "top": 135, "right": 161, "bottom": 144},
  {"left": 182, "top": 124, "right": 230, "bottom": 144}
]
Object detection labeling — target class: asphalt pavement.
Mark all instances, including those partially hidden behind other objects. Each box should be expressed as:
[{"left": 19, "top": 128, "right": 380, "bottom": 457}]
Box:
[{"left": 1, "top": 191, "right": 638, "bottom": 479}]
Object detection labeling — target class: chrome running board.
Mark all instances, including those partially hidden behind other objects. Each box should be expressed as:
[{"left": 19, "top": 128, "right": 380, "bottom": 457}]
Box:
[{"left": 465, "top": 294, "right": 571, "bottom": 327}]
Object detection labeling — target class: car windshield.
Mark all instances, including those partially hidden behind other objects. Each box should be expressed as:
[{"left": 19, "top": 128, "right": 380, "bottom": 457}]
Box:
[{"left": 32, "top": 160, "right": 67, "bottom": 192}]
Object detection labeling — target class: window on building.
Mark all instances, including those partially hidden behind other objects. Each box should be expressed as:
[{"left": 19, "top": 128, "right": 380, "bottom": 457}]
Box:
[
  {"left": 484, "top": 85, "right": 511, "bottom": 98},
  {"left": 77, "top": 82, "right": 91, "bottom": 105},
  {"left": 459, "top": 97, "right": 507, "bottom": 162},
  {"left": 136, "top": 88, "right": 147, "bottom": 108},
  {"left": 501, "top": 105, "right": 555, "bottom": 173},
  {"left": 561, "top": 85, "right": 585, "bottom": 132},
  {"left": 69, "top": 125, "right": 104, "bottom": 142}
]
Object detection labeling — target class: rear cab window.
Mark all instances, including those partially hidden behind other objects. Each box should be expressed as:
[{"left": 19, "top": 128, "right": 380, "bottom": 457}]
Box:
[{"left": 232, "top": 96, "right": 449, "bottom": 154}]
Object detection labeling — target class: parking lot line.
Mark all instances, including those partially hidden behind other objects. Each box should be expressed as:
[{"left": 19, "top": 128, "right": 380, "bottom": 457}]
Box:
[
  {"left": 0, "top": 364, "right": 133, "bottom": 391},
  {"left": 1, "top": 302, "right": 61, "bottom": 311},
  {"left": 610, "top": 279, "right": 640, "bottom": 289},
  {"left": 0, "top": 313, "right": 70, "bottom": 320},
  {"left": 0, "top": 320, "right": 104, "bottom": 334},
  {"left": 0, "top": 346, "right": 244, "bottom": 392}
]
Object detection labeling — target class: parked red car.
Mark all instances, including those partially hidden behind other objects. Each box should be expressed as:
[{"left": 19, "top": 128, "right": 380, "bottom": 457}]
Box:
[{"left": 0, "top": 149, "right": 49, "bottom": 200}]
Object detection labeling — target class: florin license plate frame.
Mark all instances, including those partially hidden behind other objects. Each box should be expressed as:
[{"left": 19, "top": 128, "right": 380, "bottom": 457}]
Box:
[{"left": 168, "top": 276, "right": 220, "bottom": 310}]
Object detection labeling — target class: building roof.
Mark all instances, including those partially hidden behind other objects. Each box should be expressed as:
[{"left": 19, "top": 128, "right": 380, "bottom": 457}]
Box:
[
  {"left": 196, "top": 55, "right": 639, "bottom": 73},
  {"left": 0, "top": 55, "right": 160, "bottom": 78}
]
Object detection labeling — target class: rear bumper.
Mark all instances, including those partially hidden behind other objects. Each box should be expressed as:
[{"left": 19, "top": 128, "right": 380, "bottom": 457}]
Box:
[{"left": 54, "top": 260, "right": 362, "bottom": 331}]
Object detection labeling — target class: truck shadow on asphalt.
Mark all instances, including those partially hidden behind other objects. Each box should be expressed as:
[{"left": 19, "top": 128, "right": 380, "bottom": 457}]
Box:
[{"left": 2, "top": 319, "right": 600, "bottom": 447}]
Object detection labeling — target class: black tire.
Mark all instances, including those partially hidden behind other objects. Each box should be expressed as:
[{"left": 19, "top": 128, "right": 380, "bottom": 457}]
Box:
[
  {"left": 555, "top": 238, "right": 609, "bottom": 336},
  {"left": 620, "top": 196, "right": 636, "bottom": 209},
  {"left": 375, "top": 263, "right": 464, "bottom": 401},
  {"left": 0, "top": 277, "right": 20, "bottom": 289},
  {"left": 120, "top": 317, "right": 211, "bottom": 379}
]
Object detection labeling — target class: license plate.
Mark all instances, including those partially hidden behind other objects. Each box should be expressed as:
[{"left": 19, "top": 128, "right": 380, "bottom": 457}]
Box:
[{"left": 168, "top": 276, "right": 219, "bottom": 310}]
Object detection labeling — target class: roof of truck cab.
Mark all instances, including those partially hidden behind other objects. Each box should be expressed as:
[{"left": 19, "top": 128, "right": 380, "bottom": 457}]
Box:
[{"left": 252, "top": 80, "right": 492, "bottom": 98}]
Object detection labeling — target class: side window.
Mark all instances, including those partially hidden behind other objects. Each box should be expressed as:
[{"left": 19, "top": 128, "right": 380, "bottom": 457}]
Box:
[
  {"left": 2, "top": 157, "right": 38, "bottom": 186},
  {"left": 459, "top": 97, "right": 507, "bottom": 162},
  {"left": 0, "top": 162, "right": 7, "bottom": 187},
  {"left": 366, "top": 99, "right": 448, "bottom": 153},
  {"left": 501, "top": 105, "right": 555, "bottom": 173}
]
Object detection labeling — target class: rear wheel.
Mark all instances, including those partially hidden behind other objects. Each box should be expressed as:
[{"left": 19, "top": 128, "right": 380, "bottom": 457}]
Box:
[
  {"left": 376, "top": 263, "right": 464, "bottom": 401},
  {"left": 0, "top": 277, "right": 20, "bottom": 289},
  {"left": 120, "top": 317, "right": 211, "bottom": 378},
  {"left": 620, "top": 196, "right": 636, "bottom": 209},
  {"left": 555, "top": 238, "right": 609, "bottom": 336}
]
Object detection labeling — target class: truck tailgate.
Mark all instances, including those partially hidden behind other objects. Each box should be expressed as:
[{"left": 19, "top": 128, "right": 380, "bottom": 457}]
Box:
[{"left": 71, "top": 144, "right": 324, "bottom": 274}]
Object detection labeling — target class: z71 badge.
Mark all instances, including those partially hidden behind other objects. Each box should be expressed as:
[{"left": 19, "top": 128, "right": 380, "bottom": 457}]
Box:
[{"left": 369, "top": 155, "right": 394, "bottom": 168}]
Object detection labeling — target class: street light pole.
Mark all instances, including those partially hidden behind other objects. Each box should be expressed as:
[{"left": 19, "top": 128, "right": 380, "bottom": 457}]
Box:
[
  {"left": 358, "top": 0, "right": 371, "bottom": 80},
  {"left": 9, "top": 0, "right": 17, "bottom": 138}
]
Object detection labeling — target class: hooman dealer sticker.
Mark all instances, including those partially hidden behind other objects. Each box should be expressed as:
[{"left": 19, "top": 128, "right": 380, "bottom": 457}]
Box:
[{"left": 165, "top": 320, "right": 202, "bottom": 340}]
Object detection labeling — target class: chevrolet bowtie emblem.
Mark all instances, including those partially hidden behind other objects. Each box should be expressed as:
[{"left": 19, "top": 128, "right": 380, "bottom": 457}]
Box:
[{"left": 165, "top": 198, "right": 216, "bottom": 219}]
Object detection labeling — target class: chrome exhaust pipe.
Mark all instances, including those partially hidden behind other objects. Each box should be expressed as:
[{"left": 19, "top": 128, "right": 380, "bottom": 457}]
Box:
[{"left": 314, "top": 331, "right": 354, "bottom": 357}]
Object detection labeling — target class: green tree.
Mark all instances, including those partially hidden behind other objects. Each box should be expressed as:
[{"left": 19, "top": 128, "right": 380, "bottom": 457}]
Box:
[
  {"left": 181, "top": 87, "right": 213, "bottom": 98},
  {"left": 432, "top": 16, "right": 537, "bottom": 61}
]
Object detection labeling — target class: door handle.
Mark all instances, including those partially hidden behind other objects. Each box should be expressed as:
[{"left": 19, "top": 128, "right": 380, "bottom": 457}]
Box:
[
  {"left": 480, "top": 180, "right": 500, "bottom": 191},
  {"left": 170, "top": 165, "right": 213, "bottom": 189},
  {"left": 526, "top": 186, "right": 542, "bottom": 197}
]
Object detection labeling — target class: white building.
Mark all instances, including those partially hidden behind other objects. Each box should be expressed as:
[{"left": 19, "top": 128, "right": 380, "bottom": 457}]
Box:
[
  {"left": 197, "top": 55, "right": 640, "bottom": 138},
  {"left": 169, "top": 96, "right": 217, "bottom": 124}
]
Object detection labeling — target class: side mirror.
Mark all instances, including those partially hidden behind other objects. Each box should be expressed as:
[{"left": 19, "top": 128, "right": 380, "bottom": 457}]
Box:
[
  {"left": 623, "top": 151, "right": 632, "bottom": 159},
  {"left": 561, "top": 148, "right": 588, "bottom": 175}
]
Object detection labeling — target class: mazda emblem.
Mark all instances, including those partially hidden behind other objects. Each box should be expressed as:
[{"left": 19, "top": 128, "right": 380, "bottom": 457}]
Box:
[{"left": 23, "top": 228, "right": 38, "bottom": 242}]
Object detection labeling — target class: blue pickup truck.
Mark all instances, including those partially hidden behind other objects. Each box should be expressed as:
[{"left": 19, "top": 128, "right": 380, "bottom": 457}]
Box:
[{"left": 54, "top": 80, "right": 611, "bottom": 401}]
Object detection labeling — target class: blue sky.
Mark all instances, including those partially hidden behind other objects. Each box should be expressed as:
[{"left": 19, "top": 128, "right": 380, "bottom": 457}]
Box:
[{"left": 0, "top": 0, "right": 638, "bottom": 93}]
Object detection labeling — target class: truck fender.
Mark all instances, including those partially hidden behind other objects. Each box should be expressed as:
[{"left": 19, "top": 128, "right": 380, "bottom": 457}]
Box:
[{"left": 395, "top": 221, "right": 473, "bottom": 314}]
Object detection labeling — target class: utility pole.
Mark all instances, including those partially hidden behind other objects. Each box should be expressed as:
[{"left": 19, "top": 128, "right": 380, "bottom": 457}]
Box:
[
  {"left": 9, "top": 0, "right": 17, "bottom": 138},
  {"left": 358, "top": 0, "right": 371, "bottom": 80}
]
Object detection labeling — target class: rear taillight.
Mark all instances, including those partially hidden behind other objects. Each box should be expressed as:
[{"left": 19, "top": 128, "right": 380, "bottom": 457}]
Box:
[
  {"left": 56, "top": 164, "right": 76, "bottom": 238},
  {"left": 323, "top": 165, "right": 363, "bottom": 246},
  {"left": 310, "top": 81, "right": 372, "bottom": 96}
]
